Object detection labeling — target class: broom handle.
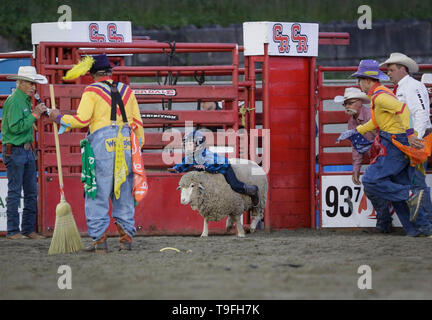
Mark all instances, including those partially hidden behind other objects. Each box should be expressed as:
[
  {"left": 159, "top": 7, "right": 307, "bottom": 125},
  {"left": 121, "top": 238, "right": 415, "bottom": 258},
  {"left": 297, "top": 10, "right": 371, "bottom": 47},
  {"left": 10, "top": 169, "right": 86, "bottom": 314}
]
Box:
[{"left": 49, "top": 85, "right": 65, "bottom": 201}]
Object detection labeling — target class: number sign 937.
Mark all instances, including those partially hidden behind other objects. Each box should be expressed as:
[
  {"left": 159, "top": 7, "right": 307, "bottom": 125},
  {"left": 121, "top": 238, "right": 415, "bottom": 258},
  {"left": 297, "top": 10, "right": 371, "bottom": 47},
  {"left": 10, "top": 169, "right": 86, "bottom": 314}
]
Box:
[{"left": 325, "top": 185, "right": 361, "bottom": 217}]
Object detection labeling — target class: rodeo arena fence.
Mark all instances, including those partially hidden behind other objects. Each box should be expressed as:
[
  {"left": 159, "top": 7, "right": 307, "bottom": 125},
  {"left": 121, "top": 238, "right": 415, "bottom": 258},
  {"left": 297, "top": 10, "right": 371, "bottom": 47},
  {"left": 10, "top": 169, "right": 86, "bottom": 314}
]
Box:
[{"left": 0, "top": 21, "right": 431, "bottom": 236}]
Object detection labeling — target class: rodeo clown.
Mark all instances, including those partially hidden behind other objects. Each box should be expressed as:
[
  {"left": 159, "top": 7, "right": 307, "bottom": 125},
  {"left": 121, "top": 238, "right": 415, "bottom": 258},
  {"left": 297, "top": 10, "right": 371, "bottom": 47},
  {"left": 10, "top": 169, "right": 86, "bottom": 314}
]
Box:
[
  {"left": 339, "top": 59, "right": 432, "bottom": 237},
  {"left": 49, "top": 54, "right": 146, "bottom": 252},
  {"left": 168, "top": 130, "right": 260, "bottom": 206},
  {"left": 380, "top": 53, "right": 432, "bottom": 225}
]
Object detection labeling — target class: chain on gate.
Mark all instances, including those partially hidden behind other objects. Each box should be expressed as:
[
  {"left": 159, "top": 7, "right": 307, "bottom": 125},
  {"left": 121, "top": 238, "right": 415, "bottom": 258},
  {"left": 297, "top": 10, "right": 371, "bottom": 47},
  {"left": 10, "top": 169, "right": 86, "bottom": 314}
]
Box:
[{"left": 157, "top": 41, "right": 178, "bottom": 132}]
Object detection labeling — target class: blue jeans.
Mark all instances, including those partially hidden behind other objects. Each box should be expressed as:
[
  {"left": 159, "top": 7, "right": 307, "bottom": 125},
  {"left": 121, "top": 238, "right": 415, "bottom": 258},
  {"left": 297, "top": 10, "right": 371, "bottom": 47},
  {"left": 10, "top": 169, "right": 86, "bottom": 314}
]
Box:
[
  {"left": 85, "top": 125, "right": 135, "bottom": 241},
  {"left": 362, "top": 132, "right": 412, "bottom": 202},
  {"left": 365, "top": 165, "right": 432, "bottom": 236},
  {"left": 362, "top": 131, "right": 432, "bottom": 236},
  {"left": 364, "top": 189, "right": 422, "bottom": 236},
  {"left": 223, "top": 165, "right": 245, "bottom": 194},
  {"left": 2, "top": 145, "right": 38, "bottom": 237}
]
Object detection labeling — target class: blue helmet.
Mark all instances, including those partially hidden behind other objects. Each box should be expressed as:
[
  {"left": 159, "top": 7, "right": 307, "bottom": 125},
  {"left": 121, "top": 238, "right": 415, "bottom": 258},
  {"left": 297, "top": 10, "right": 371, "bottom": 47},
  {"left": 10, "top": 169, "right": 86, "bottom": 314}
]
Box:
[{"left": 183, "top": 130, "right": 206, "bottom": 154}]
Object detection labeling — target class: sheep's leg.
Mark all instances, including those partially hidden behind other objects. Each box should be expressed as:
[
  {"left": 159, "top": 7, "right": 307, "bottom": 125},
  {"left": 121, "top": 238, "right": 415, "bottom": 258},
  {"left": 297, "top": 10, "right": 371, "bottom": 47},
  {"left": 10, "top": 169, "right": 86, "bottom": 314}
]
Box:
[
  {"left": 234, "top": 215, "right": 245, "bottom": 238},
  {"left": 250, "top": 208, "right": 264, "bottom": 233},
  {"left": 250, "top": 216, "right": 259, "bottom": 233},
  {"left": 200, "top": 218, "right": 209, "bottom": 237},
  {"left": 225, "top": 216, "right": 234, "bottom": 232}
]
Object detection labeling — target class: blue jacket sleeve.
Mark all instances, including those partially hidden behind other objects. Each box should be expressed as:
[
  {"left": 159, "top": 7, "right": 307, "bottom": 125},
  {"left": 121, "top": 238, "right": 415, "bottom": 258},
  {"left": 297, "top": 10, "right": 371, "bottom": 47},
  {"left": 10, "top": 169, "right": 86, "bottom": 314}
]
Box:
[
  {"left": 203, "top": 152, "right": 230, "bottom": 173},
  {"left": 172, "top": 156, "right": 194, "bottom": 173},
  {"left": 173, "top": 163, "right": 194, "bottom": 173}
]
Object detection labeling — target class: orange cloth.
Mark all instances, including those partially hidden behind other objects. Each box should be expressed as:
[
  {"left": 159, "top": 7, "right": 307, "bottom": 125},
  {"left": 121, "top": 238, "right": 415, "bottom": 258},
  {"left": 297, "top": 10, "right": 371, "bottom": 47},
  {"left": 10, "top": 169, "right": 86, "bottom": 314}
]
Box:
[
  {"left": 130, "top": 122, "right": 148, "bottom": 204},
  {"left": 391, "top": 133, "right": 432, "bottom": 167}
]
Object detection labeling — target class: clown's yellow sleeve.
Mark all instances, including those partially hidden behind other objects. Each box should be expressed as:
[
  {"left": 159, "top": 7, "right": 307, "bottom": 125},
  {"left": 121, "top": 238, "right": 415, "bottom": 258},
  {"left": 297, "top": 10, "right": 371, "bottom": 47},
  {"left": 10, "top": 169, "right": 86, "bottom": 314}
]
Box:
[
  {"left": 59, "top": 92, "right": 95, "bottom": 133},
  {"left": 374, "top": 94, "right": 411, "bottom": 131},
  {"left": 356, "top": 119, "right": 376, "bottom": 135},
  {"left": 375, "top": 93, "right": 406, "bottom": 114}
]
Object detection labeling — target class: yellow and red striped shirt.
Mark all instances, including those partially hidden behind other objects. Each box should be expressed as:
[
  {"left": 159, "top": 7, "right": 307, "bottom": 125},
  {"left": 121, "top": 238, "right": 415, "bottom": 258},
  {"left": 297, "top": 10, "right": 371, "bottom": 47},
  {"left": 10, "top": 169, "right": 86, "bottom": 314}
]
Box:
[
  {"left": 60, "top": 78, "right": 144, "bottom": 146},
  {"left": 356, "top": 83, "right": 411, "bottom": 136}
]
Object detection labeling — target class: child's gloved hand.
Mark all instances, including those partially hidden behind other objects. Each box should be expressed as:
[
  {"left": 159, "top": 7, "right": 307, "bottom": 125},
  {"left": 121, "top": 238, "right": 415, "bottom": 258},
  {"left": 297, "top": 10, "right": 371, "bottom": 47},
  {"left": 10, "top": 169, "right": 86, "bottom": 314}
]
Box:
[{"left": 335, "top": 129, "right": 358, "bottom": 144}]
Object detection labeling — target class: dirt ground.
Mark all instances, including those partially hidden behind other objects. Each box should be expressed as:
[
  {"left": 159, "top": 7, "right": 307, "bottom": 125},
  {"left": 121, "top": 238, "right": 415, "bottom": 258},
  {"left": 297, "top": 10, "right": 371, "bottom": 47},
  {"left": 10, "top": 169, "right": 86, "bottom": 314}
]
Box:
[{"left": 1, "top": 228, "right": 432, "bottom": 300}]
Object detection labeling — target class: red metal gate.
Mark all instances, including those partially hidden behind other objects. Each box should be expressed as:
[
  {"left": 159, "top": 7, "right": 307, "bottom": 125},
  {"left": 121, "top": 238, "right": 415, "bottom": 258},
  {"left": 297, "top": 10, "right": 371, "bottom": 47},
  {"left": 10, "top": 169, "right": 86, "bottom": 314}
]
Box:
[{"left": 34, "top": 41, "right": 247, "bottom": 236}]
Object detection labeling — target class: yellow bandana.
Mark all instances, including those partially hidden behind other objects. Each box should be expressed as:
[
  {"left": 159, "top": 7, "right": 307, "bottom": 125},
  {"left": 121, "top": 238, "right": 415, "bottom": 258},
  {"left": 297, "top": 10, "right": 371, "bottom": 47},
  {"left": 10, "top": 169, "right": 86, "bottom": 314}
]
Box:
[{"left": 114, "top": 124, "right": 128, "bottom": 199}]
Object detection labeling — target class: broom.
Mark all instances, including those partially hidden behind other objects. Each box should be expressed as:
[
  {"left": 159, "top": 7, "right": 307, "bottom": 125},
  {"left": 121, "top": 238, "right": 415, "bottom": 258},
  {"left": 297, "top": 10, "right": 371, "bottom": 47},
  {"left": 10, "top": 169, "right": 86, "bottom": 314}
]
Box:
[{"left": 48, "top": 84, "right": 83, "bottom": 255}]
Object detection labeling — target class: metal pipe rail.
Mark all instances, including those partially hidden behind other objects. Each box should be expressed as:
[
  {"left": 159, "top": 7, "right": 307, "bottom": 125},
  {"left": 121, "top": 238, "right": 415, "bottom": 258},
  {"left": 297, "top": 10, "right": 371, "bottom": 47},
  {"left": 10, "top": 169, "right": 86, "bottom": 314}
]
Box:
[
  {"left": 37, "top": 41, "right": 241, "bottom": 80},
  {"left": 318, "top": 32, "right": 350, "bottom": 45},
  {"left": 0, "top": 74, "right": 16, "bottom": 80},
  {"left": 41, "top": 65, "right": 262, "bottom": 78},
  {"left": 318, "top": 65, "right": 432, "bottom": 71},
  {"left": 0, "top": 52, "right": 33, "bottom": 59},
  {"left": 37, "top": 42, "right": 239, "bottom": 49}
]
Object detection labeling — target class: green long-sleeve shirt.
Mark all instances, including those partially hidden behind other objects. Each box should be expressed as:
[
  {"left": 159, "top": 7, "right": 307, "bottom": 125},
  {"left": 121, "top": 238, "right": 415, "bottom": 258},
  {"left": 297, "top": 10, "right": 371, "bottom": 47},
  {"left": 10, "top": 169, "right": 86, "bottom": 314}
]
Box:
[{"left": 1, "top": 89, "right": 36, "bottom": 145}]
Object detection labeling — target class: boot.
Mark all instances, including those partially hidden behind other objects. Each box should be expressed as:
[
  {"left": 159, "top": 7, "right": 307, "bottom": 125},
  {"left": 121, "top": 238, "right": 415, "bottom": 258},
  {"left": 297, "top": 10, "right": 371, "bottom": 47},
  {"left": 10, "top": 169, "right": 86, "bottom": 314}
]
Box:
[
  {"left": 116, "top": 223, "right": 132, "bottom": 251},
  {"left": 407, "top": 189, "right": 424, "bottom": 222},
  {"left": 84, "top": 234, "right": 108, "bottom": 253},
  {"left": 7, "top": 233, "right": 27, "bottom": 240},
  {"left": 244, "top": 184, "right": 259, "bottom": 207}
]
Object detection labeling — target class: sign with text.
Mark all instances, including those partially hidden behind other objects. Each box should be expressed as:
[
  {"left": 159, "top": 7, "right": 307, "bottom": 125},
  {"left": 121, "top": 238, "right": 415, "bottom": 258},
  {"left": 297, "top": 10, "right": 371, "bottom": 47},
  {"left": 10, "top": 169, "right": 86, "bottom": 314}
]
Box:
[
  {"left": 268, "top": 22, "right": 318, "bottom": 57},
  {"left": 31, "top": 21, "right": 132, "bottom": 45},
  {"left": 0, "top": 178, "right": 23, "bottom": 232},
  {"left": 321, "top": 175, "right": 403, "bottom": 228},
  {"left": 243, "top": 21, "right": 319, "bottom": 57}
]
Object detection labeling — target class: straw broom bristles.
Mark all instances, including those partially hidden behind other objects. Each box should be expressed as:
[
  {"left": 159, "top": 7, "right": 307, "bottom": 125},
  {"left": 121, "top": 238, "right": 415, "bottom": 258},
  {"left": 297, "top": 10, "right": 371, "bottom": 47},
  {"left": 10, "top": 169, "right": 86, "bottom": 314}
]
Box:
[{"left": 48, "top": 200, "right": 83, "bottom": 254}]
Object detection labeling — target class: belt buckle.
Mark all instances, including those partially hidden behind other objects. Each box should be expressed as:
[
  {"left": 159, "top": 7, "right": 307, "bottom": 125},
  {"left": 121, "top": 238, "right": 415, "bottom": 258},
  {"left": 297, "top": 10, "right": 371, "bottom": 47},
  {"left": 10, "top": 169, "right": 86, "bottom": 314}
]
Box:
[{"left": 24, "top": 143, "right": 31, "bottom": 150}]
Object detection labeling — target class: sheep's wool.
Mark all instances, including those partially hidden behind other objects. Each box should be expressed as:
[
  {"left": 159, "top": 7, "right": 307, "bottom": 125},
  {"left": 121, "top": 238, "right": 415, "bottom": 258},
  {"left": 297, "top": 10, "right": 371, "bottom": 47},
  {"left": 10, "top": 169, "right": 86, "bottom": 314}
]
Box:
[{"left": 178, "top": 160, "right": 268, "bottom": 225}]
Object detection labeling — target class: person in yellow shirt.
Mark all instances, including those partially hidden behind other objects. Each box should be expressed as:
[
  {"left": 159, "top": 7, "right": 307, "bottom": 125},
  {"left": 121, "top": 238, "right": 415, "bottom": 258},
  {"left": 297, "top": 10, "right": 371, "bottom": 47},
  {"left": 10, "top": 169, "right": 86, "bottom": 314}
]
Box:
[
  {"left": 49, "top": 54, "right": 145, "bottom": 251},
  {"left": 350, "top": 59, "right": 432, "bottom": 237}
]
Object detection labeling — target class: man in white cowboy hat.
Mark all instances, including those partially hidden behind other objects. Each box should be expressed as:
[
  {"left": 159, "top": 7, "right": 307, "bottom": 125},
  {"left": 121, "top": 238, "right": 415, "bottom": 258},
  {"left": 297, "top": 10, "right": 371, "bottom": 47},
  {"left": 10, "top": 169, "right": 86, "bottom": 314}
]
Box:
[
  {"left": 380, "top": 53, "right": 431, "bottom": 139},
  {"left": 2, "top": 66, "right": 48, "bottom": 240},
  {"left": 334, "top": 87, "right": 375, "bottom": 185},
  {"left": 380, "top": 53, "right": 432, "bottom": 225}
]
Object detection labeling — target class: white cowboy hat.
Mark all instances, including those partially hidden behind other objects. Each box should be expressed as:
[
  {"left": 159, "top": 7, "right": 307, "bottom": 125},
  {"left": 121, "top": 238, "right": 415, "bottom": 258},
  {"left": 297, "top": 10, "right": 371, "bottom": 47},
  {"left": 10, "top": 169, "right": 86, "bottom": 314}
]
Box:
[
  {"left": 421, "top": 73, "right": 432, "bottom": 84},
  {"left": 7, "top": 66, "right": 48, "bottom": 84},
  {"left": 334, "top": 87, "right": 370, "bottom": 104},
  {"left": 379, "top": 52, "right": 419, "bottom": 73}
]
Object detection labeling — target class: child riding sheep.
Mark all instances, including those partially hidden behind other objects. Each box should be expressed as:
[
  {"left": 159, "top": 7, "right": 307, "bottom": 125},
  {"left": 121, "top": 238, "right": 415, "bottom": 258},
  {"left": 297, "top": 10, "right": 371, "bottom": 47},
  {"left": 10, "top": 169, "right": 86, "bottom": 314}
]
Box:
[{"left": 168, "top": 130, "right": 260, "bottom": 206}]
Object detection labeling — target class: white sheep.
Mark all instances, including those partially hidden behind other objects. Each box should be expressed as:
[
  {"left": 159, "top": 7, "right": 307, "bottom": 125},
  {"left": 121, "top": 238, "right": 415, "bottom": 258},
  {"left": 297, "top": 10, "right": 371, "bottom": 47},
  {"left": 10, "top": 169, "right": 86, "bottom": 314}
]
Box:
[{"left": 177, "top": 159, "right": 268, "bottom": 237}]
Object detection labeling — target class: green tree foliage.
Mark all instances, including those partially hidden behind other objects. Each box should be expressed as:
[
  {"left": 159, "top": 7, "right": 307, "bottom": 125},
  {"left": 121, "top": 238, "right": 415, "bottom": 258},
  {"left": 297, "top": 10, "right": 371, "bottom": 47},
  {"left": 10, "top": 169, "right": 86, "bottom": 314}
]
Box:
[{"left": 1, "top": 0, "right": 431, "bottom": 49}]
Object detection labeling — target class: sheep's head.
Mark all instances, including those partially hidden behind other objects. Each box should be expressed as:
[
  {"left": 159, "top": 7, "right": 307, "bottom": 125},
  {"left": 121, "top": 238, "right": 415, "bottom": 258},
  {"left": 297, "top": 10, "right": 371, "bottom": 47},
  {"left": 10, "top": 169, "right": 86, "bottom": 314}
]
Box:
[
  {"left": 177, "top": 172, "right": 206, "bottom": 210},
  {"left": 177, "top": 182, "right": 204, "bottom": 206}
]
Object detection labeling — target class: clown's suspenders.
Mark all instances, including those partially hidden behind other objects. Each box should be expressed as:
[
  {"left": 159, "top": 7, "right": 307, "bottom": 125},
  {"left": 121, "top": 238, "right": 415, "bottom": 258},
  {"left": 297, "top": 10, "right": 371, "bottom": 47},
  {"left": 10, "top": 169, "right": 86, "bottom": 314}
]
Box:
[{"left": 103, "top": 81, "right": 128, "bottom": 125}]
